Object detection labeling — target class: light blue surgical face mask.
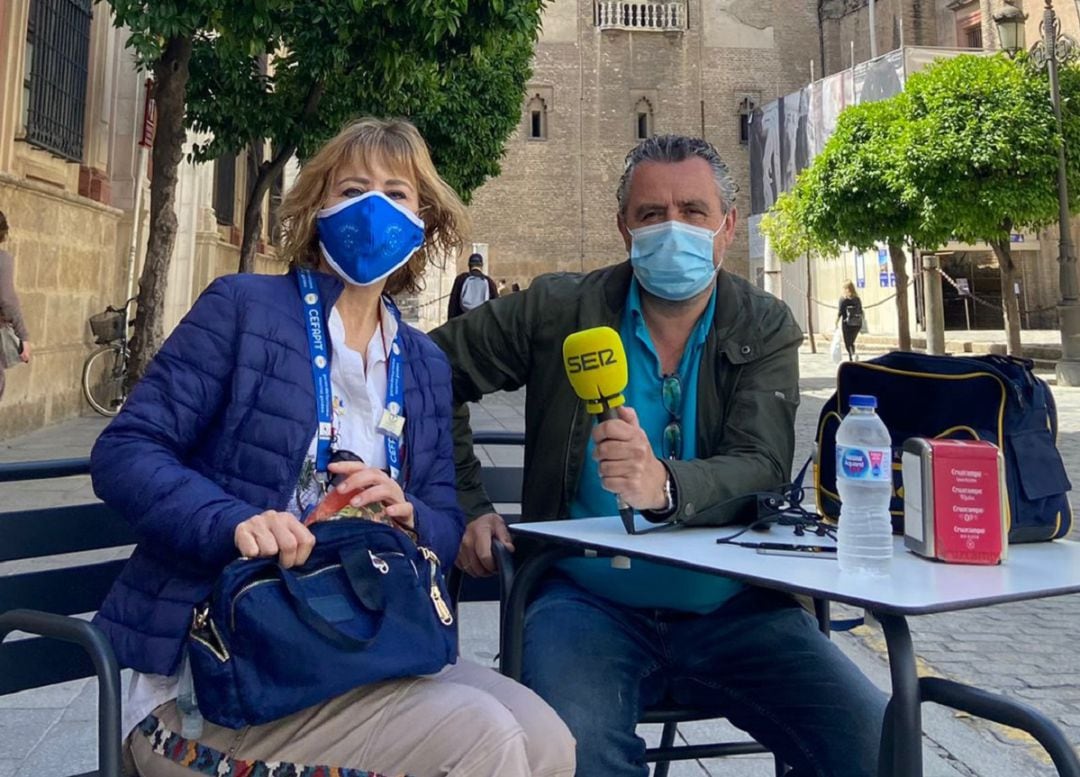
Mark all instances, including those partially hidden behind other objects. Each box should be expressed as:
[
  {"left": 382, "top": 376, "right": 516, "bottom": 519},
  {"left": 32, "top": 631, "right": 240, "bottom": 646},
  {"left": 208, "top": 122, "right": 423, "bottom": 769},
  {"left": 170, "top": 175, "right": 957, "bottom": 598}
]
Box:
[
  {"left": 628, "top": 220, "right": 721, "bottom": 301},
  {"left": 316, "top": 191, "right": 425, "bottom": 287}
]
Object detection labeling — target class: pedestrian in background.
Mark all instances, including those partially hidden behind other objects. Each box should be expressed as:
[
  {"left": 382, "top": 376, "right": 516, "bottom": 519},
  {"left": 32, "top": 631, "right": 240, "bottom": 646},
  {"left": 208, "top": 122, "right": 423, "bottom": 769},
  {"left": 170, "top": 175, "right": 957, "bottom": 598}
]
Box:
[
  {"left": 447, "top": 252, "right": 499, "bottom": 318},
  {"left": 0, "top": 209, "right": 30, "bottom": 401},
  {"left": 837, "top": 279, "right": 864, "bottom": 361}
]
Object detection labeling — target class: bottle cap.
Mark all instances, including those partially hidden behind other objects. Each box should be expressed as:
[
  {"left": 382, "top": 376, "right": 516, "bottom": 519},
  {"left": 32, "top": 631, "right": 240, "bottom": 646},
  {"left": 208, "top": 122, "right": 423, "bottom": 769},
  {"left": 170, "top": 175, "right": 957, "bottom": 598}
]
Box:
[{"left": 849, "top": 394, "right": 877, "bottom": 409}]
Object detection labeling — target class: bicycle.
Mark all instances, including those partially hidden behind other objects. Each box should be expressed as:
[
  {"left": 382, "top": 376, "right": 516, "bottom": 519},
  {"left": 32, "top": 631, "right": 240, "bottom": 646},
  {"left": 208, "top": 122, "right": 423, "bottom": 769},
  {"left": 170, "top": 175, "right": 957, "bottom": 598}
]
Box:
[{"left": 82, "top": 297, "right": 136, "bottom": 417}]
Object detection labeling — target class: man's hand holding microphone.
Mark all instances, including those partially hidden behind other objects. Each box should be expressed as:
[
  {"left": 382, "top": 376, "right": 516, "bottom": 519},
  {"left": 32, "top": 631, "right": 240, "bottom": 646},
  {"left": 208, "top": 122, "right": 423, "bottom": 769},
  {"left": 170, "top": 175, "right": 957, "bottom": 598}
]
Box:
[{"left": 456, "top": 326, "right": 669, "bottom": 577}]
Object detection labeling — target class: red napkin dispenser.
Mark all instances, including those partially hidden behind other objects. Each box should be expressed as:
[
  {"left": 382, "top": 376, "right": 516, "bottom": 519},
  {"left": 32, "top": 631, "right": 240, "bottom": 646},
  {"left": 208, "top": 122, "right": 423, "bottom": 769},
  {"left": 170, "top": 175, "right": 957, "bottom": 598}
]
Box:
[{"left": 902, "top": 438, "right": 1007, "bottom": 565}]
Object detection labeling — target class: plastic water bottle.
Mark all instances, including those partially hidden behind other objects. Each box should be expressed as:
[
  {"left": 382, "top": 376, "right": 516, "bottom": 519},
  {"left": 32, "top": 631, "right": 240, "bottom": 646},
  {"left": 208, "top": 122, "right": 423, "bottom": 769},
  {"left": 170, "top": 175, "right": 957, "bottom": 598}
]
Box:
[
  {"left": 836, "top": 394, "right": 894, "bottom": 575},
  {"left": 176, "top": 651, "right": 204, "bottom": 739}
]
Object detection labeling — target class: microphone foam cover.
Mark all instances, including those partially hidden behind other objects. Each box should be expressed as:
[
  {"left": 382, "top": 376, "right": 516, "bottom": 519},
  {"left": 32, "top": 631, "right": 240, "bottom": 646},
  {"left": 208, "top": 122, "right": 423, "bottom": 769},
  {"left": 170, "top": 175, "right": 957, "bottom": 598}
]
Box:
[{"left": 562, "top": 326, "right": 628, "bottom": 413}]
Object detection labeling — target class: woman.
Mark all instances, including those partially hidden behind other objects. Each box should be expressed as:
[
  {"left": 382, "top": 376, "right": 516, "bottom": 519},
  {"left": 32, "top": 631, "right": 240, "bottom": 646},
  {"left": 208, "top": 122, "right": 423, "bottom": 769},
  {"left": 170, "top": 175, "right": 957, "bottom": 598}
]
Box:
[
  {"left": 836, "top": 280, "right": 864, "bottom": 361},
  {"left": 0, "top": 210, "right": 31, "bottom": 399},
  {"left": 91, "top": 118, "right": 575, "bottom": 777}
]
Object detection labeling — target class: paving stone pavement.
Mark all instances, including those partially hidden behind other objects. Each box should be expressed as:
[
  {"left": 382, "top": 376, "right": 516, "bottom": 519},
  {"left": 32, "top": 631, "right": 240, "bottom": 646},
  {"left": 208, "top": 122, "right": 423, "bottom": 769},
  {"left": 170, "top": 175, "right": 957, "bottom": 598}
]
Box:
[{"left": 2, "top": 349, "right": 1079, "bottom": 775}]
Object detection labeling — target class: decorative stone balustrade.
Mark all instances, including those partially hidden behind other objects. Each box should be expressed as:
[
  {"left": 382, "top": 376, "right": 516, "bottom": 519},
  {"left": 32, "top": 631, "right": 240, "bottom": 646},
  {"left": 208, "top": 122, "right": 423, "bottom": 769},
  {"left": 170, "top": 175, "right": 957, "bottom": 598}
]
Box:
[{"left": 594, "top": 2, "right": 686, "bottom": 32}]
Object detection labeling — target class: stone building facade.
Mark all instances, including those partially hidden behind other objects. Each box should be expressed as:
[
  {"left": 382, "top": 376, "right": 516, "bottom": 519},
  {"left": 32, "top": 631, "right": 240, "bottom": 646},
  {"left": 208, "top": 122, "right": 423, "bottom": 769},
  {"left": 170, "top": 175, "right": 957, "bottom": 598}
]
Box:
[
  {"left": 0, "top": 0, "right": 283, "bottom": 437},
  {"left": 811, "top": 0, "right": 1075, "bottom": 335},
  {"left": 464, "top": 0, "right": 821, "bottom": 287}
]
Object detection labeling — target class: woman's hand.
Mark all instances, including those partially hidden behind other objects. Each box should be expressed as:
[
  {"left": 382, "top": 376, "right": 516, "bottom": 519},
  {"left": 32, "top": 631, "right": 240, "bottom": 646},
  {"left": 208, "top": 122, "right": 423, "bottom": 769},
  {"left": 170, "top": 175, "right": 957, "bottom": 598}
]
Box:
[
  {"left": 326, "top": 460, "right": 415, "bottom": 533},
  {"left": 234, "top": 510, "right": 315, "bottom": 567}
]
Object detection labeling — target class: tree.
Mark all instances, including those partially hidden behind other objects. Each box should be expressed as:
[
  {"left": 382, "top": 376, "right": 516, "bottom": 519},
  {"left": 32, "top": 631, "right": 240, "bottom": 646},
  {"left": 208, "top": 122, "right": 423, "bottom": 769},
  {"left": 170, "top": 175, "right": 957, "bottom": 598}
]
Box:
[
  {"left": 185, "top": 1, "right": 544, "bottom": 273},
  {"left": 901, "top": 53, "right": 1080, "bottom": 356},
  {"left": 797, "top": 98, "right": 949, "bottom": 350},
  {"left": 758, "top": 181, "right": 838, "bottom": 264},
  {"left": 759, "top": 182, "right": 838, "bottom": 353},
  {"left": 106, "top": 1, "right": 282, "bottom": 387}
]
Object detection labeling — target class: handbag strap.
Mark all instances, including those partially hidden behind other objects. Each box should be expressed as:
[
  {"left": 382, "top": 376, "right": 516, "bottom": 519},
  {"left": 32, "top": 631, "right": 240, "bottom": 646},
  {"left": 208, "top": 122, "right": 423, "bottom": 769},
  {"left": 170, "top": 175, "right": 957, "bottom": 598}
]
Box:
[{"left": 277, "top": 548, "right": 388, "bottom": 650}]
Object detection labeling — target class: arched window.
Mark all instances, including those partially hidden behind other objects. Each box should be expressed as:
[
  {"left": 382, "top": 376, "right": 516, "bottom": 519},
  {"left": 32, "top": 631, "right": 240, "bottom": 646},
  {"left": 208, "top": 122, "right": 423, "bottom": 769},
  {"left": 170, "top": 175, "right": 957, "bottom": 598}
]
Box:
[
  {"left": 526, "top": 95, "right": 547, "bottom": 140},
  {"left": 634, "top": 97, "right": 653, "bottom": 141},
  {"left": 738, "top": 96, "right": 757, "bottom": 146}
]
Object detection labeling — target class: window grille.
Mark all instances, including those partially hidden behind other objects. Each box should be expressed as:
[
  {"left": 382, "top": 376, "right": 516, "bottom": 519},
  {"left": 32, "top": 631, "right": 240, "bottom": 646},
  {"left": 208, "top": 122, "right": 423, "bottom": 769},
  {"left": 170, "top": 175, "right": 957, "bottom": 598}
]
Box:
[{"left": 23, "top": 0, "right": 92, "bottom": 163}]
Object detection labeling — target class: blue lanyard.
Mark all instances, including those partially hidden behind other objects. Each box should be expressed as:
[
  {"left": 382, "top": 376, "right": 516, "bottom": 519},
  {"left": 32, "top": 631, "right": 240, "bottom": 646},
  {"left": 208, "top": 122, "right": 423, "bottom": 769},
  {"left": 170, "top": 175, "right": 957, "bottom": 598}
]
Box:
[{"left": 298, "top": 270, "right": 406, "bottom": 481}]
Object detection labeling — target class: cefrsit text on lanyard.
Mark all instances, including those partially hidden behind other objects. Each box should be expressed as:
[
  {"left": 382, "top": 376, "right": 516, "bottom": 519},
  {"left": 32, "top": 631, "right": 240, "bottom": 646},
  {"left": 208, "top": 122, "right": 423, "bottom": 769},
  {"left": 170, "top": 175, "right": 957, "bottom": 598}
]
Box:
[{"left": 297, "top": 269, "right": 406, "bottom": 482}]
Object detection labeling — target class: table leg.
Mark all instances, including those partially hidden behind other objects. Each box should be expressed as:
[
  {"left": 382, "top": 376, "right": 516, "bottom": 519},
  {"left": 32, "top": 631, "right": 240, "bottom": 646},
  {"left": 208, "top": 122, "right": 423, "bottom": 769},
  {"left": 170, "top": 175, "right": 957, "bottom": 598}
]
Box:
[{"left": 874, "top": 611, "right": 922, "bottom": 777}]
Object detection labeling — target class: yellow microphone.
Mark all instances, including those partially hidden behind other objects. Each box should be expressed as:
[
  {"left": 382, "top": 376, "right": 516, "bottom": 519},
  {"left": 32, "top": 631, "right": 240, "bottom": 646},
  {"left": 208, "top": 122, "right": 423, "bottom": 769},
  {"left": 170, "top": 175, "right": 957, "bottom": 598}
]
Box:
[
  {"left": 563, "top": 326, "right": 628, "bottom": 421},
  {"left": 563, "top": 327, "right": 635, "bottom": 531}
]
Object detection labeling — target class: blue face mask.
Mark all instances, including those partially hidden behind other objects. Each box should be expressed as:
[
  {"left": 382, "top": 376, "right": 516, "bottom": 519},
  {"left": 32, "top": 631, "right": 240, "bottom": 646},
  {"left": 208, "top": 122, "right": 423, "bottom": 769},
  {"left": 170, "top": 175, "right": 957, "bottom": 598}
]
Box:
[
  {"left": 316, "top": 191, "right": 425, "bottom": 286},
  {"left": 628, "top": 220, "right": 721, "bottom": 301}
]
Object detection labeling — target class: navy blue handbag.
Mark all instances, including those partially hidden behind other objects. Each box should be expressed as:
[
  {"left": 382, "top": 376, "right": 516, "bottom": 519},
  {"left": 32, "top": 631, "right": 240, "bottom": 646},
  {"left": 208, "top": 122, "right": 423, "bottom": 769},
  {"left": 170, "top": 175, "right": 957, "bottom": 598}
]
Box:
[{"left": 188, "top": 520, "right": 457, "bottom": 729}]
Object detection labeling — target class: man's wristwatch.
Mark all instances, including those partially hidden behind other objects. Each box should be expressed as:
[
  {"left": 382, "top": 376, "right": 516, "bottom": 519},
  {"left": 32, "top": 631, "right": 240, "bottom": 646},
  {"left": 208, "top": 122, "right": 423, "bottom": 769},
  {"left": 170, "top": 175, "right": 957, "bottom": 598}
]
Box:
[
  {"left": 660, "top": 472, "right": 675, "bottom": 514},
  {"left": 644, "top": 467, "right": 677, "bottom": 522}
]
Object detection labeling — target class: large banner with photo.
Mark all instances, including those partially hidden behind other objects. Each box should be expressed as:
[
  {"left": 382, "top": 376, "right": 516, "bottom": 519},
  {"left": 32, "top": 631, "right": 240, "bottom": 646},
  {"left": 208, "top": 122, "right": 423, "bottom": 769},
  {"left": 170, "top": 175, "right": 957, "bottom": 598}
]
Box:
[{"left": 748, "top": 46, "right": 975, "bottom": 217}]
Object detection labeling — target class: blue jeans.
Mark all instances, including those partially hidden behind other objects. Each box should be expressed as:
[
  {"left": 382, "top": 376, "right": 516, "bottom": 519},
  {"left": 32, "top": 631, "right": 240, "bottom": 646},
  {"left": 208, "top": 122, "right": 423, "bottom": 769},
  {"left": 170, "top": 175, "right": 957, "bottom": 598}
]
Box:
[{"left": 522, "top": 577, "right": 887, "bottom": 777}]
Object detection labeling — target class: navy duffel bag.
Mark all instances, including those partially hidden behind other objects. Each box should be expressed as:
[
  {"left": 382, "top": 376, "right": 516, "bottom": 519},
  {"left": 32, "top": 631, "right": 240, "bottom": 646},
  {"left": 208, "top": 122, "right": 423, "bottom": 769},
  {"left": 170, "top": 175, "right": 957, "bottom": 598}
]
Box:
[
  {"left": 188, "top": 519, "right": 457, "bottom": 729},
  {"left": 815, "top": 352, "right": 1072, "bottom": 542}
]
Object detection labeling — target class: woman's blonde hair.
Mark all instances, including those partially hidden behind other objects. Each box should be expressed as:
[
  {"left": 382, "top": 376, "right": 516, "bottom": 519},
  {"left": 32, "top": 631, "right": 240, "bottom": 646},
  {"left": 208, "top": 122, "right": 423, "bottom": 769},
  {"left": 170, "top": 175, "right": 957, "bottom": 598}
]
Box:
[
  {"left": 842, "top": 280, "right": 858, "bottom": 297},
  {"left": 277, "top": 117, "right": 469, "bottom": 295}
]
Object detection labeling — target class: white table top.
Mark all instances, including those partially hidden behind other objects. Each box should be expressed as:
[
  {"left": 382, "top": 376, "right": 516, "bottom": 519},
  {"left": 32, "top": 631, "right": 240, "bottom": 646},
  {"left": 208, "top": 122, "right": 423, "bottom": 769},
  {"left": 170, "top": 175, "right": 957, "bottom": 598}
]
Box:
[{"left": 511, "top": 516, "right": 1080, "bottom": 615}]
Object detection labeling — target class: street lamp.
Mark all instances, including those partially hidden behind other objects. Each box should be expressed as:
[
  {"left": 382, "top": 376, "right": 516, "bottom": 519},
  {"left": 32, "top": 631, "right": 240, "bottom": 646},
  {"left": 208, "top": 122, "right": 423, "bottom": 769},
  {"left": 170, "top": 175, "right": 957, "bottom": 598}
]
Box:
[
  {"left": 996, "top": 5, "right": 1028, "bottom": 57},
  {"left": 995, "top": 1, "right": 1080, "bottom": 386}
]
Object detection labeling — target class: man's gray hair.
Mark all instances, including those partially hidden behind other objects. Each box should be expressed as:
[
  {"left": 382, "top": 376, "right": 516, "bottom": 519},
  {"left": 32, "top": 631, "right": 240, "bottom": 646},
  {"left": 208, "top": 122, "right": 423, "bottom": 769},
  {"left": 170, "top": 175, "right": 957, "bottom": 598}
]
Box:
[{"left": 616, "top": 135, "right": 738, "bottom": 216}]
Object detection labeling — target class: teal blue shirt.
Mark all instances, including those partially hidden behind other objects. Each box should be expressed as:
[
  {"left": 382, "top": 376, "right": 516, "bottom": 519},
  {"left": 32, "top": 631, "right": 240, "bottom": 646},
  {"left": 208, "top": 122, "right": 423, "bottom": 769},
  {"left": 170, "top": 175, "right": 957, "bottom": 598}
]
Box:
[{"left": 562, "top": 281, "right": 744, "bottom": 612}]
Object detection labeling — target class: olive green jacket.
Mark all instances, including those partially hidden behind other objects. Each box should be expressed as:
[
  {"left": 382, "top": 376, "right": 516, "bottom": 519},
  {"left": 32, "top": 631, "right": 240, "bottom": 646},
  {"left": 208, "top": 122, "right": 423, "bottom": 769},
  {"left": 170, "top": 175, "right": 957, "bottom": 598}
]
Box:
[{"left": 429, "top": 262, "right": 803, "bottom": 526}]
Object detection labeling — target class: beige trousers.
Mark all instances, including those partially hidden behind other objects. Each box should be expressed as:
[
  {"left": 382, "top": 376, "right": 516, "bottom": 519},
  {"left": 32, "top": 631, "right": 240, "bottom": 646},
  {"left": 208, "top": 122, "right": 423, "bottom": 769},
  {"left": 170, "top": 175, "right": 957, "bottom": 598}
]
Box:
[{"left": 128, "top": 660, "right": 575, "bottom": 777}]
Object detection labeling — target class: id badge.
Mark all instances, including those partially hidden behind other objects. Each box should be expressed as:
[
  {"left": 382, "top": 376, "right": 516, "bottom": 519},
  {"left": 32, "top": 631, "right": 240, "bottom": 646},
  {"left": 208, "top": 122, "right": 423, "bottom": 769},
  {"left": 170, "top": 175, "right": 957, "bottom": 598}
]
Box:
[{"left": 377, "top": 408, "right": 406, "bottom": 440}]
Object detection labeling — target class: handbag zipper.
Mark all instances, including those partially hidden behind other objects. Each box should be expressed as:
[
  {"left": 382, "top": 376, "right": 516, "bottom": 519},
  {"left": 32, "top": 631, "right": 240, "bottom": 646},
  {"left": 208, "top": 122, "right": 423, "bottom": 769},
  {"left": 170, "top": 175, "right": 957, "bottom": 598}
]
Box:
[
  {"left": 229, "top": 551, "right": 419, "bottom": 629},
  {"left": 419, "top": 547, "right": 454, "bottom": 626}
]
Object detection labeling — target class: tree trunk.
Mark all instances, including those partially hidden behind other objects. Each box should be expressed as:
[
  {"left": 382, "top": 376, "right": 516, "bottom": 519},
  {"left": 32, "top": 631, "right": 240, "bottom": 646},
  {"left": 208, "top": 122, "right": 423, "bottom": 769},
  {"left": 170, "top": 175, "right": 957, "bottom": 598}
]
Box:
[
  {"left": 237, "top": 81, "right": 324, "bottom": 273},
  {"left": 889, "top": 241, "right": 911, "bottom": 351},
  {"left": 238, "top": 140, "right": 266, "bottom": 274},
  {"left": 126, "top": 36, "right": 193, "bottom": 390},
  {"left": 238, "top": 139, "right": 294, "bottom": 273},
  {"left": 805, "top": 251, "right": 816, "bottom": 354},
  {"left": 991, "top": 239, "right": 1024, "bottom": 357}
]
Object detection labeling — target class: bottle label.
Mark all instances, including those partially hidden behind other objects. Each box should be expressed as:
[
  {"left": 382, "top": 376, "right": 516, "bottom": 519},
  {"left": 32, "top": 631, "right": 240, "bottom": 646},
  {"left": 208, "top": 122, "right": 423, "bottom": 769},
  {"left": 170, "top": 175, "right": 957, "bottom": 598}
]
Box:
[{"left": 837, "top": 445, "right": 892, "bottom": 482}]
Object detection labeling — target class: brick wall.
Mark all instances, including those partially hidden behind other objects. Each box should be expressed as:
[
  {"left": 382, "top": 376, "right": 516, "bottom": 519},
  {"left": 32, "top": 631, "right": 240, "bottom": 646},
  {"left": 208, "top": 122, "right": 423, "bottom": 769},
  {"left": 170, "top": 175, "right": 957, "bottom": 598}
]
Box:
[{"left": 465, "top": 0, "right": 821, "bottom": 291}]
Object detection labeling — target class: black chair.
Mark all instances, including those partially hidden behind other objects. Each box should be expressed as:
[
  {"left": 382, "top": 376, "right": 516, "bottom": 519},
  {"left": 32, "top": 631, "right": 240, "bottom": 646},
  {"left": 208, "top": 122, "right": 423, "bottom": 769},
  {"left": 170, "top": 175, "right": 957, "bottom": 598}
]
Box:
[
  {"left": 456, "top": 432, "right": 788, "bottom": 777},
  {"left": 0, "top": 458, "right": 131, "bottom": 777}
]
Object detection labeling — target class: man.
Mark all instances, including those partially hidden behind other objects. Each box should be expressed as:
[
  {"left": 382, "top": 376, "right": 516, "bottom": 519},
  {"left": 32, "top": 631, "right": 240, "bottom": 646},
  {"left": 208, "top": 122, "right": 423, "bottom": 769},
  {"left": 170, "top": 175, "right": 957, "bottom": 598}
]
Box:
[
  {"left": 447, "top": 252, "right": 499, "bottom": 319},
  {"left": 431, "top": 135, "right": 885, "bottom": 777}
]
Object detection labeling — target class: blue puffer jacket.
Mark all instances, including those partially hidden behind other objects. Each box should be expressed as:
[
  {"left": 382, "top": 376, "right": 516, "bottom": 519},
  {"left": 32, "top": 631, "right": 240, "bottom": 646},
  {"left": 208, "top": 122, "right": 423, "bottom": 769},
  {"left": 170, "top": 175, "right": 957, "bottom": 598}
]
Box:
[{"left": 90, "top": 270, "right": 465, "bottom": 676}]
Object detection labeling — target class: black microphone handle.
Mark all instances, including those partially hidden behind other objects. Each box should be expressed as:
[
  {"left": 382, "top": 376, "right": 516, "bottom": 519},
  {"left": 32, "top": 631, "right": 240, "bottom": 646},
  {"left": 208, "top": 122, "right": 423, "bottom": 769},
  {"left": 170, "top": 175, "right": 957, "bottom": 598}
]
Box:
[{"left": 593, "top": 402, "right": 634, "bottom": 526}]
